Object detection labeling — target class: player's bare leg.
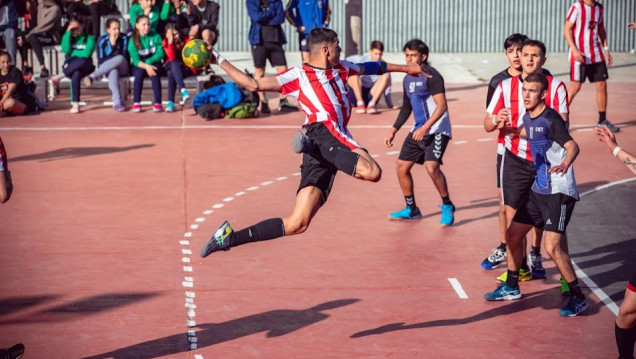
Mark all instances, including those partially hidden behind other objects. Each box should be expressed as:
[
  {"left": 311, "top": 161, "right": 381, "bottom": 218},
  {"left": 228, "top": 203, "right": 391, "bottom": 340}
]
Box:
[
  {"left": 352, "top": 148, "right": 382, "bottom": 182},
  {"left": 567, "top": 80, "right": 583, "bottom": 105},
  {"left": 424, "top": 160, "right": 449, "bottom": 198},
  {"left": 282, "top": 186, "right": 324, "bottom": 235}
]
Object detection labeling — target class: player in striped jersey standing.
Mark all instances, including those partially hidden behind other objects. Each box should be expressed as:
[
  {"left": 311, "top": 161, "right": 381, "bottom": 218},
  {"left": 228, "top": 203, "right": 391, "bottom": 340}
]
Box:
[
  {"left": 384, "top": 39, "right": 455, "bottom": 226},
  {"left": 199, "top": 28, "right": 428, "bottom": 257},
  {"left": 563, "top": 0, "right": 619, "bottom": 132},
  {"left": 483, "top": 39, "right": 569, "bottom": 285}
]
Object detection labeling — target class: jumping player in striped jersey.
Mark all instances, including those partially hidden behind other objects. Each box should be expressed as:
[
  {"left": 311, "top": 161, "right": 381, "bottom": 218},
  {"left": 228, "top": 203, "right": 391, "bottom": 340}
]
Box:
[
  {"left": 485, "top": 72, "right": 588, "bottom": 317},
  {"left": 484, "top": 39, "right": 569, "bottom": 284},
  {"left": 200, "top": 28, "right": 428, "bottom": 257},
  {"left": 384, "top": 39, "right": 455, "bottom": 226},
  {"left": 563, "top": 0, "right": 619, "bottom": 132},
  {"left": 481, "top": 33, "right": 553, "bottom": 272}
]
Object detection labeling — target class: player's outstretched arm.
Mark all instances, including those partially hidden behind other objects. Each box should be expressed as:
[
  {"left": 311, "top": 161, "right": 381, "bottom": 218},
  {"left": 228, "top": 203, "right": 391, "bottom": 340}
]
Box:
[
  {"left": 357, "top": 61, "right": 432, "bottom": 78},
  {"left": 211, "top": 49, "right": 281, "bottom": 93},
  {"left": 596, "top": 126, "right": 636, "bottom": 175}
]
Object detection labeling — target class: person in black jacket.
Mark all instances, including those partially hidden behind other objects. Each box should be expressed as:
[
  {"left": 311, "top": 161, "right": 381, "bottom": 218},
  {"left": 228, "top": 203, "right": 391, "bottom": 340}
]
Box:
[{"left": 185, "top": 0, "right": 219, "bottom": 46}]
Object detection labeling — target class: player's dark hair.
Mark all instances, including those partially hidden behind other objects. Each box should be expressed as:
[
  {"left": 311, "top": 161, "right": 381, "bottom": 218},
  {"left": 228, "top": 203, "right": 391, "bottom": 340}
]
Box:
[
  {"left": 0, "top": 50, "right": 10, "bottom": 60},
  {"left": 164, "top": 22, "right": 184, "bottom": 49},
  {"left": 370, "top": 40, "right": 384, "bottom": 52},
  {"left": 307, "top": 28, "right": 338, "bottom": 52},
  {"left": 503, "top": 33, "right": 528, "bottom": 50},
  {"left": 525, "top": 72, "right": 548, "bottom": 92},
  {"left": 105, "top": 18, "right": 120, "bottom": 31},
  {"left": 403, "top": 39, "right": 429, "bottom": 64},
  {"left": 131, "top": 15, "right": 149, "bottom": 50},
  {"left": 522, "top": 39, "right": 547, "bottom": 58}
]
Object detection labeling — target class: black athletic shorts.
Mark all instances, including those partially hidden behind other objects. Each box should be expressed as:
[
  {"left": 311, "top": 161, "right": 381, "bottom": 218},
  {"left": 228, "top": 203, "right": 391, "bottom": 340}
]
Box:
[
  {"left": 398, "top": 132, "right": 450, "bottom": 165},
  {"left": 251, "top": 42, "right": 287, "bottom": 68},
  {"left": 570, "top": 61, "right": 609, "bottom": 83},
  {"left": 513, "top": 192, "right": 576, "bottom": 234},
  {"left": 628, "top": 270, "right": 636, "bottom": 293},
  {"left": 501, "top": 150, "right": 535, "bottom": 210},
  {"left": 297, "top": 122, "right": 359, "bottom": 203},
  {"left": 496, "top": 153, "right": 503, "bottom": 188}
]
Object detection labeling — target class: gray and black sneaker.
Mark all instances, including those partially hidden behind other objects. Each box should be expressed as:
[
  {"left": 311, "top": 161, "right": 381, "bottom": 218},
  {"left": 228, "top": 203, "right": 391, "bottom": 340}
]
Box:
[
  {"left": 292, "top": 131, "right": 317, "bottom": 154},
  {"left": 200, "top": 221, "right": 233, "bottom": 257},
  {"left": 0, "top": 343, "right": 25, "bottom": 359},
  {"left": 597, "top": 119, "right": 620, "bottom": 132},
  {"left": 278, "top": 98, "right": 299, "bottom": 112}
]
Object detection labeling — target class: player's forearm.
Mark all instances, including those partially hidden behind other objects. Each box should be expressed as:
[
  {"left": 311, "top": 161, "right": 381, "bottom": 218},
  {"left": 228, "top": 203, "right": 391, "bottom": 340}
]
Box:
[
  {"left": 483, "top": 114, "right": 498, "bottom": 132},
  {"left": 218, "top": 59, "right": 259, "bottom": 91},
  {"left": 562, "top": 140, "right": 579, "bottom": 166}
]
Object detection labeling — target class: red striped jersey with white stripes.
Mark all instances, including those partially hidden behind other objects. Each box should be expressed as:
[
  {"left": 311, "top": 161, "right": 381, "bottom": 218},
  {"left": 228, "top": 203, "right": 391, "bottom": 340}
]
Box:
[
  {"left": 276, "top": 60, "right": 363, "bottom": 149},
  {"left": 486, "top": 75, "right": 569, "bottom": 161},
  {"left": 566, "top": 1, "right": 605, "bottom": 64}
]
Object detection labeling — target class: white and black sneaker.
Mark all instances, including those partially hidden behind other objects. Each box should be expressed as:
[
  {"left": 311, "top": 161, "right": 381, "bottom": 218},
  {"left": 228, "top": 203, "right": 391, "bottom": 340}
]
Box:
[{"left": 481, "top": 247, "right": 506, "bottom": 270}]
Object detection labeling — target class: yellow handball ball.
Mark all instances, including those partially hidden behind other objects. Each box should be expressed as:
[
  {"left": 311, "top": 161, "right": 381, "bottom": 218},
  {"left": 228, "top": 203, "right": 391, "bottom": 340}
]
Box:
[{"left": 182, "top": 39, "right": 211, "bottom": 69}]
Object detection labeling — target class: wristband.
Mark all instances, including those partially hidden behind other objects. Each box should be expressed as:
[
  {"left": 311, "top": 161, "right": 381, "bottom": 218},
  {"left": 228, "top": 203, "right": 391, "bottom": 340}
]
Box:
[
  {"left": 491, "top": 117, "right": 498, "bottom": 126},
  {"left": 613, "top": 146, "right": 622, "bottom": 157},
  {"left": 560, "top": 162, "right": 569, "bottom": 168},
  {"left": 603, "top": 46, "right": 609, "bottom": 51},
  {"left": 212, "top": 49, "right": 225, "bottom": 66}
]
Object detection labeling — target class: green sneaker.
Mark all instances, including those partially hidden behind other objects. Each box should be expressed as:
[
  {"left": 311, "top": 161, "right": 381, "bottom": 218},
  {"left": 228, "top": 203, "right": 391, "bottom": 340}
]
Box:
[
  {"left": 200, "top": 221, "right": 233, "bottom": 257},
  {"left": 496, "top": 268, "right": 531, "bottom": 283}
]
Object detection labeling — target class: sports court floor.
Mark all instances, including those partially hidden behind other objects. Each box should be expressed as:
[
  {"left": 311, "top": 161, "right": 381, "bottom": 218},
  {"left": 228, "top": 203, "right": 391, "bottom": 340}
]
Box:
[{"left": 0, "top": 57, "right": 635, "bottom": 358}]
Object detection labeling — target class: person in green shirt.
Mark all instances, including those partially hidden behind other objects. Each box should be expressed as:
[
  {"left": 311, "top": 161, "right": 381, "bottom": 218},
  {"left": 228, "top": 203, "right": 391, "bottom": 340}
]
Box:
[
  {"left": 129, "top": 0, "right": 161, "bottom": 33},
  {"left": 128, "top": 14, "right": 165, "bottom": 112},
  {"left": 61, "top": 16, "right": 96, "bottom": 114}
]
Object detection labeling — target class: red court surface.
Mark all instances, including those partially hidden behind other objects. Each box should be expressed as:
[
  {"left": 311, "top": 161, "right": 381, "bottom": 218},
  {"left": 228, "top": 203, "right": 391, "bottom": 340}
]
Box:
[{"left": 0, "top": 82, "right": 635, "bottom": 358}]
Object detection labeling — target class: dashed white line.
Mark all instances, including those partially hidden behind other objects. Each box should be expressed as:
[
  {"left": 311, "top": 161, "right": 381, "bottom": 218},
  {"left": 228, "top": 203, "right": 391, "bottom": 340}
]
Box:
[
  {"left": 477, "top": 138, "right": 492, "bottom": 142},
  {"left": 448, "top": 278, "right": 468, "bottom": 299},
  {"left": 195, "top": 218, "right": 205, "bottom": 223},
  {"left": 247, "top": 186, "right": 259, "bottom": 191},
  {"left": 212, "top": 203, "right": 224, "bottom": 208},
  {"left": 276, "top": 176, "right": 288, "bottom": 181},
  {"left": 203, "top": 210, "right": 213, "bottom": 214},
  {"left": 386, "top": 150, "right": 400, "bottom": 155},
  {"left": 235, "top": 191, "right": 245, "bottom": 196},
  {"left": 454, "top": 140, "right": 468, "bottom": 145},
  {"left": 261, "top": 181, "right": 273, "bottom": 186},
  {"left": 222, "top": 197, "right": 234, "bottom": 202}
]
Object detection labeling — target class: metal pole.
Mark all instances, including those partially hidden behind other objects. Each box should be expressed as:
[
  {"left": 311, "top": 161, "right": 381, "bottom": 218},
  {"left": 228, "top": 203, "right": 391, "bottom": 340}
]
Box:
[{"left": 344, "top": 0, "right": 362, "bottom": 57}]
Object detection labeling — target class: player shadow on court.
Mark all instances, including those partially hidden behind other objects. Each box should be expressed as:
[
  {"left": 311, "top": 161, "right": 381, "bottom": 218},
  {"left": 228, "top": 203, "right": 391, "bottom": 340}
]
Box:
[
  {"left": 0, "top": 295, "right": 61, "bottom": 316},
  {"left": 81, "top": 298, "right": 360, "bottom": 359},
  {"left": 416, "top": 199, "right": 500, "bottom": 226},
  {"left": 350, "top": 288, "right": 601, "bottom": 338},
  {"left": 10, "top": 144, "right": 155, "bottom": 163},
  {"left": 0, "top": 292, "right": 160, "bottom": 325},
  {"left": 569, "top": 238, "right": 636, "bottom": 303}
]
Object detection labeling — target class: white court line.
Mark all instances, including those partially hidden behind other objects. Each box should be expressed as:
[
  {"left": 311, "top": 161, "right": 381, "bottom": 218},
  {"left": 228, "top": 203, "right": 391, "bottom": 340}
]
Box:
[
  {"left": 453, "top": 141, "right": 468, "bottom": 145},
  {"left": 477, "top": 138, "right": 492, "bottom": 142},
  {"left": 448, "top": 278, "right": 468, "bottom": 299},
  {"left": 573, "top": 177, "right": 636, "bottom": 316}
]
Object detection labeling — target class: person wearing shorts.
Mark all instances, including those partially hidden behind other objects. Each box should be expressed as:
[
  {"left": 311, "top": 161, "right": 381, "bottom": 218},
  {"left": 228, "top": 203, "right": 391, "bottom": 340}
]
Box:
[
  {"left": 384, "top": 39, "right": 454, "bottom": 226},
  {"left": 199, "top": 28, "right": 428, "bottom": 257},
  {"left": 285, "top": 0, "right": 330, "bottom": 63},
  {"left": 564, "top": 0, "right": 619, "bottom": 132},
  {"left": 484, "top": 73, "right": 588, "bottom": 317},
  {"left": 247, "top": 0, "right": 298, "bottom": 114}
]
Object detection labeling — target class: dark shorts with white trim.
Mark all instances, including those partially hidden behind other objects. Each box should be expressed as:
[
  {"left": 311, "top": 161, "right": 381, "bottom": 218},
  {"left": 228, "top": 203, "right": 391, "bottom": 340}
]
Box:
[
  {"left": 570, "top": 61, "right": 609, "bottom": 83},
  {"left": 297, "top": 122, "right": 361, "bottom": 203},
  {"left": 513, "top": 192, "right": 577, "bottom": 234},
  {"left": 398, "top": 132, "right": 450, "bottom": 165}
]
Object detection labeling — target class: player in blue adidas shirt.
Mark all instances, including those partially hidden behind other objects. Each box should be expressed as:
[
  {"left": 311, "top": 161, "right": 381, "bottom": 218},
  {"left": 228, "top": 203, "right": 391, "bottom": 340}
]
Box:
[{"left": 484, "top": 72, "right": 588, "bottom": 317}]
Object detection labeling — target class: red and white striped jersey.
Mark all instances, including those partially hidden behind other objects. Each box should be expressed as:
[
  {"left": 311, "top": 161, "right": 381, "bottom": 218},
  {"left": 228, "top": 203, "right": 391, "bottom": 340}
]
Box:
[
  {"left": 276, "top": 60, "right": 362, "bottom": 149},
  {"left": 566, "top": 1, "right": 605, "bottom": 64},
  {"left": 486, "top": 75, "right": 569, "bottom": 161}
]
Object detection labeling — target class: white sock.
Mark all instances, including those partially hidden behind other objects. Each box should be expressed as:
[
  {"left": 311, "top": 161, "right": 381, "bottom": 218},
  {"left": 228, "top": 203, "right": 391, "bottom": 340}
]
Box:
[
  {"left": 368, "top": 100, "right": 376, "bottom": 107},
  {"left": 357, "top": 100, "right": 364, "bottom": 106}
]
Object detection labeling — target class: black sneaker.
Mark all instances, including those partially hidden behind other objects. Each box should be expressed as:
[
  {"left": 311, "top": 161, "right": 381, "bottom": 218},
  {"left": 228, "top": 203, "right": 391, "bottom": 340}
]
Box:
[
  {"left": 0, "top": 343, "right": 25, "bottom": 359},
  {"left": 39, "top": 67, "right": 49, "bottom": 78},
  {"left": 278, "top": 98, "right": 299, "bottom": 112},
  {"left": 200, "top": 221, "right": 233, "bottom": 257},
  {"left": 260, "top": 100, "right": 271, "bottom": 114},
  {"left": 291, "top": 131, "right": 317, "bottom": 154}
]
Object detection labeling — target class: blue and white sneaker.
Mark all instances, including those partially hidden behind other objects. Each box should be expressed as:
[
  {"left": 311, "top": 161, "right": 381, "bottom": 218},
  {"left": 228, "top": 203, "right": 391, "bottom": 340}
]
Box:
[
  {"left": 165, "top": 101, "right": 176, "bottom": 113},
  {"left": 439, "top": 204, "right": 455, "bottom": 226},
  {"left": 559, "top": 294, "right": 588, "bottom": 317},
  {"left": 180, "top": 88, "right": 190, "bottom": 104},
  {"left": 389, "top": 206, "right": 422, "bottom": 220},
  {"left": 481, "top": 247, "right": 506, "bottom": 270},
  {"left": 484, "top": 282, "right": 522, "bottom": 301}
]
